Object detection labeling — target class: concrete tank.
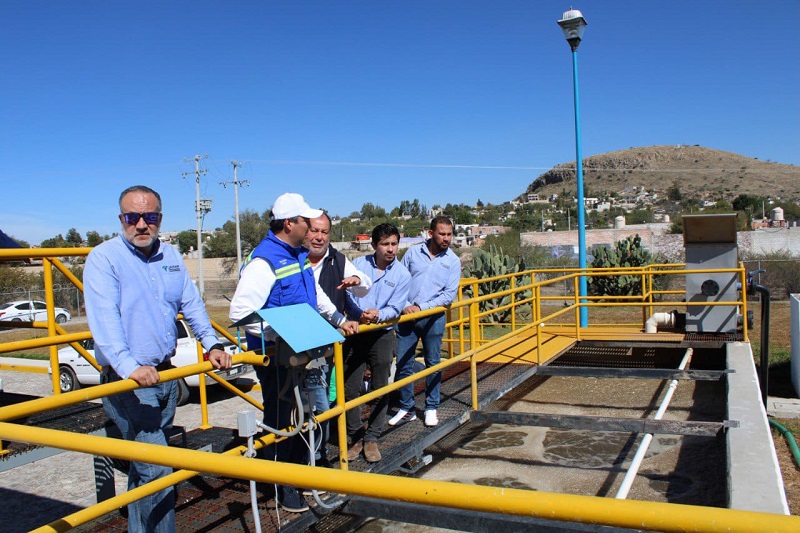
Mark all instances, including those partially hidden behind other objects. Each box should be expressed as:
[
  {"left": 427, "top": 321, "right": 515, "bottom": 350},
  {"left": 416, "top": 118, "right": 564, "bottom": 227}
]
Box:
[
  {"left": 771, "top": 207, "right": 784, "bottom": 221},
  {"left": 614, "top": 216, "right": 626, "bottom": 229}
]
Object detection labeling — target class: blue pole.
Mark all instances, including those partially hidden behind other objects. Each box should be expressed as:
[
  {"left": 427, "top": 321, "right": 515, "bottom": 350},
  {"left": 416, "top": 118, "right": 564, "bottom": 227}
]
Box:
[{"left": 571, "top": 48, "right": 589, "bottom": 327}]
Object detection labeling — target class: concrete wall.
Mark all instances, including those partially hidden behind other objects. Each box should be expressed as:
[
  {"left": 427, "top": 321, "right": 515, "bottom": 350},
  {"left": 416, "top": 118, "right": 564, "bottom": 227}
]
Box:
[
  {"left": 750, "top": 226, "right": 800, "bottom": 255},
  {"left": 521, "top": 225, "right": 800, "bottom": 262}
]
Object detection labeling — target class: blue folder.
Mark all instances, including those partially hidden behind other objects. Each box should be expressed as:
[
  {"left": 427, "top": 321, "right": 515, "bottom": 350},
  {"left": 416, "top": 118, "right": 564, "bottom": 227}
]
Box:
[{"left": 254, "top": 303, "right": 344, "bottom": 353}]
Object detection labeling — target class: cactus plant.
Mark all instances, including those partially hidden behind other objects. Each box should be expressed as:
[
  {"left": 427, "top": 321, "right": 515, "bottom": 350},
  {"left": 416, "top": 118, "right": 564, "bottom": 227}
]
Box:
[
  {"left": 463, "top": 245, "right": 531, "bottom": 323},
  {"left": 588, "top": 234, "right": 651, "bottom": 298}
]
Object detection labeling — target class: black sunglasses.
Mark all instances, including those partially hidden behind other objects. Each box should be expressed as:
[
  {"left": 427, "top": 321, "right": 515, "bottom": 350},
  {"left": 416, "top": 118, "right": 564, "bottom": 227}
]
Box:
[{"left": 121, "top": 212, "right": 162, "bottom": 225}]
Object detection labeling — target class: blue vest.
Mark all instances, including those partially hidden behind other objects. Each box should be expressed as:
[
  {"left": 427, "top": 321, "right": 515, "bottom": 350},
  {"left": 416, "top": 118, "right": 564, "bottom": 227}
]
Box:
[{"left": 243, "top": 231, "right": 317, "bottom": 349}]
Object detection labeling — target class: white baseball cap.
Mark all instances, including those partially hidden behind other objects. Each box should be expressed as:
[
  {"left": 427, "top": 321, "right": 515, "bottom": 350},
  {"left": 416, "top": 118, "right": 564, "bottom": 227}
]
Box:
[{"left": 271, "top": 193, "right": 323, "bottom": 219}]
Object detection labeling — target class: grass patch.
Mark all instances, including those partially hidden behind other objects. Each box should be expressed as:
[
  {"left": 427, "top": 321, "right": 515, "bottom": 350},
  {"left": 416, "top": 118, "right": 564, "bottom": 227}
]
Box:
[{"left": 0, "top": 352, "right": 49, "bottom": 360}]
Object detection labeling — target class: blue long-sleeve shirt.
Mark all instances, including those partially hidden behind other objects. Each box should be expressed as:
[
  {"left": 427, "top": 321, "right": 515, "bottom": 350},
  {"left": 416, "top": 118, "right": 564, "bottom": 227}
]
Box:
[
  {"left": 401, "top": 241, "right": 461, "bottom": 310},
  {"left": 345, "top": 254, "right": 410, "bottom": 324},
  {"left": 84, "top": 235, "right": 220, "bottom": 379}
]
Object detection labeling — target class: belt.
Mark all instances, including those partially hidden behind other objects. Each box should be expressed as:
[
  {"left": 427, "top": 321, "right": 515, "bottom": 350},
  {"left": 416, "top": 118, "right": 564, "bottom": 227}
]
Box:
[
  {"left": 155, "top": 360, "right": 174, "bottom": 372},
  {"left": 101, "top": 360, "right": 174, "bottom": 380}
]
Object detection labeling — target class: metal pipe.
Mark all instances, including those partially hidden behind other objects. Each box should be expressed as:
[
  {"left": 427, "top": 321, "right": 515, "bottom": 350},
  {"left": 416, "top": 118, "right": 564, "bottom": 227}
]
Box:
[
  {"left": 4, "top": 422, "right": 797, "bottom": 533},
  {"left": 0, "top": 353, "right": 268, "bottom": 422},
  {"left": 752, "top": 283, "right": 771, "bottom": 407},
  {"left": 615, "top": 348, "right": 693, "bottom": 499}
]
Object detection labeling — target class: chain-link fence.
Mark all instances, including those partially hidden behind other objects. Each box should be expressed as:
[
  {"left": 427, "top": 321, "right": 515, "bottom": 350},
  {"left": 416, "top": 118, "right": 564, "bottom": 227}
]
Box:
[
  {"left": 0, "top": 285, "right": 85, "bottom": 319},
  {"left": 741, "top": 259, "right": 800, "bottom": 300}
]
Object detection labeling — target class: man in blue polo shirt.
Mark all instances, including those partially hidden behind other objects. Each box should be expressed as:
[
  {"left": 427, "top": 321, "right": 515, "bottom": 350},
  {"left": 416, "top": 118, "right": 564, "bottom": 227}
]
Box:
[
  {"left": 389, "top": 216, "right": 461, "bottom": 428},
  {"left": 84, "top": 185, "right": 232, "bottom": 532},
  {"left": 343, "top": 223, "right": 410, "bottom": 462}
]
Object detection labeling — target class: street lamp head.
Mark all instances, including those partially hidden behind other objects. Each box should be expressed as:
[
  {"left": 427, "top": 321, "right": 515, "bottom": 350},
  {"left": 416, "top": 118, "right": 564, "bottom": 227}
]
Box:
[{"left": 558, "top": 8, "right": 587, "bottom": 51}]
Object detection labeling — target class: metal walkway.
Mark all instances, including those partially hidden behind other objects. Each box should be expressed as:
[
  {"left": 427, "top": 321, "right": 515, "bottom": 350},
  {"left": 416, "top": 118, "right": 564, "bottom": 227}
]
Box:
[{"left": 40, "top": 329, "right": 577, "bottom": 531}]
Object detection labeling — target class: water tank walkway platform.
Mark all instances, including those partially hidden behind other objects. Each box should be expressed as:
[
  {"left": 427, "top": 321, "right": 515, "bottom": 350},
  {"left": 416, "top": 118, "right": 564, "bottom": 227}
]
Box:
[{"left": 2, "top": 327, "right": 794, "bottom": 532}]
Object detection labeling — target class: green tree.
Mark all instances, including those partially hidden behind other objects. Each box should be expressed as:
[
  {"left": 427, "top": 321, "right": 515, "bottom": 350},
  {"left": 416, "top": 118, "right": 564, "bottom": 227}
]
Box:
[
  {"left": 65, "top": 228, "right": 83, "bottom": 246},
  {"left": 176, "top": 230, "right": 198, "bottom": 254},
  {"left": 40, "top": 234, "right": 68, "bottom": 248},
  {"left": 86, "top": 231, "right": 104, "bottom": 247},
  {"left": 668, "top": 183, "right": 682, "bottom": 202}
]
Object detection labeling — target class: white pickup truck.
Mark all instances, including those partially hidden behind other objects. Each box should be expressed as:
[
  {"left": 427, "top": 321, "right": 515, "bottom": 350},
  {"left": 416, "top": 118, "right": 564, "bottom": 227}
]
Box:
[{"left": 53, "top": 320, "right": 248, "bottom": 405}]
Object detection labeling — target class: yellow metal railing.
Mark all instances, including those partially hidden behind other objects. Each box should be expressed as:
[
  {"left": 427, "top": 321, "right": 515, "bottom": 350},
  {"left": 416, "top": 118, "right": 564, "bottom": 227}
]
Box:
[{"left": 0, "top": 248, "right": 771, "bottom": 531}]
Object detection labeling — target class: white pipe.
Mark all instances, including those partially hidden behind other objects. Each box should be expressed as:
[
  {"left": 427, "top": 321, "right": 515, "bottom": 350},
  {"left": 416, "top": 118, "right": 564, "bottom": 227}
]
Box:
[
  {"left": 645, "top": 311, "right": 674, "bottom": 334},
  {"left": 246, "top": 436, "right": 263, "bottom": 533},
  {"left": 614, "top": 348, "right": 693, "bottom": 499},
  {"left": 307, "top": 418, "right": 336, "bottom": 509}
]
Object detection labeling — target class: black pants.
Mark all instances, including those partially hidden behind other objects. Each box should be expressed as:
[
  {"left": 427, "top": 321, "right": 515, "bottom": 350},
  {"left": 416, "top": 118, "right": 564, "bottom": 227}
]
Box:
[
  {"left": 255, "top": 364, "right": 307, "bottom": 466},
  {"left": 343, "top": 328, "right": 395, "bottom": 442}
]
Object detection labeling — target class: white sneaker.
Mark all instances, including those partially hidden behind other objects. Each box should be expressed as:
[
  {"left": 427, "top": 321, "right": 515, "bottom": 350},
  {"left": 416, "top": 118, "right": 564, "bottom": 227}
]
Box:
[
  {"left": 424, "top": 409, "right": 438, "bottom": 427},
  {"left": 388, "top": 409, "right": 416, "bottom": 426}
]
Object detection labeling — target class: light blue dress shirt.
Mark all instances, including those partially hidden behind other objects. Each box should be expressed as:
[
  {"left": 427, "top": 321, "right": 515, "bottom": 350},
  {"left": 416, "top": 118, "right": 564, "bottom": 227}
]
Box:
[
  {"left": 401, "top": 241, "right": 461, "bottom": 310},
  {"left": 84, "top": 235, "right": 220, "bottom": 379},
  {"left": 346, "top": 254, "right": 411, "bottom": 324}
]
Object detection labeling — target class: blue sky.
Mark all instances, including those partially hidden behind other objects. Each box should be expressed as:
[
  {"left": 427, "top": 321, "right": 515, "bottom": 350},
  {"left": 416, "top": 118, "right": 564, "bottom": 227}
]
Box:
[{"left": 1, "top": 1, "right": 798, "bottom": 244}]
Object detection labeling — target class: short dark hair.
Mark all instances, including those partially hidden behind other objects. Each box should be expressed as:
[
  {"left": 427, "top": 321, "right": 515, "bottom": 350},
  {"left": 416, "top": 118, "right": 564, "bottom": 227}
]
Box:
[
  {"left": 269, "top": 214, "right": 301, "bottom": 233},
  {"left": 430, "top": 216, "right": 453, "bottom": 231},
  {"left": 371, "top": 223, "right": 400, "bottom": 244},
  {"left": 119, "top": 185, "right": 162, "bottom": 212}
]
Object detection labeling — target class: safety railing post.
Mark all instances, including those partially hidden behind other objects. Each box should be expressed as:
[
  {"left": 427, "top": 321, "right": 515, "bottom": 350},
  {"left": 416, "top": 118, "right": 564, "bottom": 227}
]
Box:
[
  {"left": 641, "top": 270, "right": 648, "bottom": 327},
  {"left": 457, "top": 284, "right": 466, "bottom": 355},
  {"left": 469, "top": 298, "right": 480, "bottom": 410},
  {"left": 648, "top": 267, "right": 655, "bottom": 318},
  {"left": 535, "top": 285, "right": 543, "bottom": 365},
  {"left": 445, "top": 308, "right": 453, "bottom": 358},
  {"left": 510, "top": 275, "right": 517, "bottom": 332},
  {"left": 197, "top": 340, "right": 211, "bottom": 429},
  {"left": 471, "top": 279, "right": 480, "bottom": 343},
  {"left": 43, "top": 258, "right": 61, "bottom": 395},
  {"left": 334, "top": 341, "right": 349, "bottom": 470},
  {"left": 740, "top": 264, "right": 749, "bottom": 343}
]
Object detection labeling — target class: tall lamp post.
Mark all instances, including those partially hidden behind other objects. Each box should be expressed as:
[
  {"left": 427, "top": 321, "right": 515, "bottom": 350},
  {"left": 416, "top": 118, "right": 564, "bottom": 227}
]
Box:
[{"left": 558, "top": 8, "right": 588, "bottom": 327}]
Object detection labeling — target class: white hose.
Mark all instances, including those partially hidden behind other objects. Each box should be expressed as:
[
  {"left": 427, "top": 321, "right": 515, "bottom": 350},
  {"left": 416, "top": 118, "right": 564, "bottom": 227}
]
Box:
[
  {"left": 307, "top": 418, "right": 336, "bottom": 509},
  {"left": 645, "top": 312, "right": 674, "bottom": 334},
  {"left": 614, "top": 348, "right": 693, "bottom": 499},
  {"left": 246, "top": 436, "right": 263, "bottom": 533},
  {"left": 255, "top": 384, "right": 305, "bottom": 437}
]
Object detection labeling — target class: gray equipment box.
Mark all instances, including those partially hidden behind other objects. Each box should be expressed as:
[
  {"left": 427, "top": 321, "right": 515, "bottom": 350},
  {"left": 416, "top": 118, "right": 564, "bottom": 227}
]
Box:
[{"left": 683, "top": 214, "right": 739, "bottom": 333}]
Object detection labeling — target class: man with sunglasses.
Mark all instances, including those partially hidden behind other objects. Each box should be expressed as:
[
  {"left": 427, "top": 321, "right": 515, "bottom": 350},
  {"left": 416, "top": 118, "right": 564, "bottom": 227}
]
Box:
[{"left": 84, "top": 185, "right": 232, "bottom": 532}]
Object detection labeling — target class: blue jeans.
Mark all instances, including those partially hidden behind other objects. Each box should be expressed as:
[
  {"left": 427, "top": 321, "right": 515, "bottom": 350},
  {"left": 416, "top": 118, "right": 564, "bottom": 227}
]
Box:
[
  {"left": 301, "top": 364, "right": 330, "bottom": 462},
  {"left": 102, "top": 374, "right": 178, "bottom": 533},
  {"left": 395, "top": 313, "right": 445, "bottom": 412}
]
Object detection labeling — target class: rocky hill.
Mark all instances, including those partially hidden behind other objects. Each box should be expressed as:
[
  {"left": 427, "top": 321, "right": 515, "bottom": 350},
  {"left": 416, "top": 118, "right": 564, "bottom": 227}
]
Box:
[{"left": 523, "top": 145, "right": 800, "bottom": 202}]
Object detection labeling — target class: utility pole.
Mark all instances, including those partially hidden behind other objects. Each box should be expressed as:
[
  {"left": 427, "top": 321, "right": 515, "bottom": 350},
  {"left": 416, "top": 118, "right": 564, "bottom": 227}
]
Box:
[
  {"left": 182, "top": 154, "right": 210, "bottom": 299},
  {"left": 220, "top": 160, "right": 250, "bottom": 273}
]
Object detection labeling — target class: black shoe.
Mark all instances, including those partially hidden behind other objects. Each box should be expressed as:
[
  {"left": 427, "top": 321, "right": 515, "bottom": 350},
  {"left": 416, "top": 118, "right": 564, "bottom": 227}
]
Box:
[{"left": 278, "top": 486, "right": 309, "bottom": 513}]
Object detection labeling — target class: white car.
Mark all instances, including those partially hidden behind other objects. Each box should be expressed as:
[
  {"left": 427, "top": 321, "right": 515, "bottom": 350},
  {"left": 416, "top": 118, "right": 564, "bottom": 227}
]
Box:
[
  {"left": 54, "top": 319, "right": 249, "bottom": 405},
  {"left": 0, "top": 300, "right": 71, "bottom": 324}
]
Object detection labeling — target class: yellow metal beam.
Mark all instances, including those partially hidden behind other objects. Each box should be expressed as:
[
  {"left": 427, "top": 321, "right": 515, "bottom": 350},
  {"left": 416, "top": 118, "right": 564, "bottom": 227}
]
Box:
[
  {"left": 2, "top": 423, "right": 796, "bottom": 533},
  {"left": 0, "top": 353, "right": 268, "bottom": 422}
]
